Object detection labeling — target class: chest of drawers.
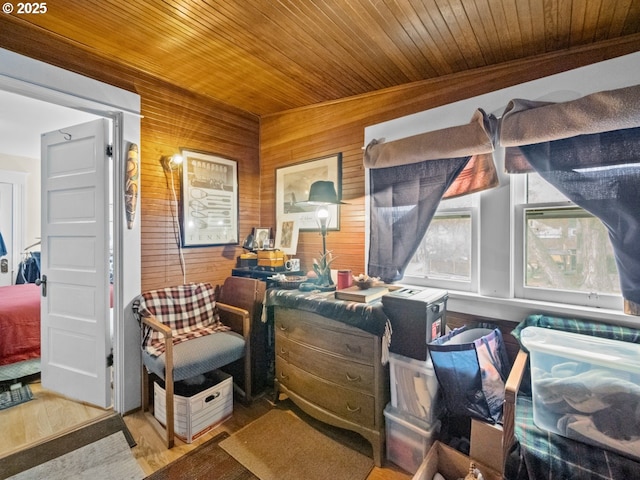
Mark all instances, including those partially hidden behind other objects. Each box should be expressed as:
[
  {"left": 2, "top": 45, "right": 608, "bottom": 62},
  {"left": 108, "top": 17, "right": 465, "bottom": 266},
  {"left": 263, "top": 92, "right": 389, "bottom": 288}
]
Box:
[{"left": 274, "top": 306, "right": 389, "bottom": 466}]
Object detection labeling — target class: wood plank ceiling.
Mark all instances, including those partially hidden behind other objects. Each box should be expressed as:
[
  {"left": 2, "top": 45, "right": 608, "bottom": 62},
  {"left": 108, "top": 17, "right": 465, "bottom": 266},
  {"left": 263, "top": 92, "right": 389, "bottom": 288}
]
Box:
[{"left": 4, "top": 0, "right": 640, "bottom": 116}]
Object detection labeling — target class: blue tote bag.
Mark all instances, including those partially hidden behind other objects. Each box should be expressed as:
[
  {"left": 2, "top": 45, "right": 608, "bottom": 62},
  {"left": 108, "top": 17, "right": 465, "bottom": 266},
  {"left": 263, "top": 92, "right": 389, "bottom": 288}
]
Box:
[{"left": 428, "top": 324, "right": 510, "bottom": 424}]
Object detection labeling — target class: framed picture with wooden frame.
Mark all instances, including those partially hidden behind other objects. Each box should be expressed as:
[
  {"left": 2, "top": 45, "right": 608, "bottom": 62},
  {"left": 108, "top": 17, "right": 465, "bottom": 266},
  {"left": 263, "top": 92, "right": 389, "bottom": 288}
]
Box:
[
  {"left": 275, "top": 153, "right": 342, "bottom": 231},
  {"left": 180, "top": 149, "right": 239, "bottom": 247}
]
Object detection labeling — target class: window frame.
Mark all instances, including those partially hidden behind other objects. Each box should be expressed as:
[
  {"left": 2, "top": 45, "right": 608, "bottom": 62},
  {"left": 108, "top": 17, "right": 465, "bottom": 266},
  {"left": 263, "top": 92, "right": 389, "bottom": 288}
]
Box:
[
  {"left": 511, "top": 175, "right": 623, "bottom": 310},
  {"left": 402, "top": 205, "right": 478, "bottom": 292}
]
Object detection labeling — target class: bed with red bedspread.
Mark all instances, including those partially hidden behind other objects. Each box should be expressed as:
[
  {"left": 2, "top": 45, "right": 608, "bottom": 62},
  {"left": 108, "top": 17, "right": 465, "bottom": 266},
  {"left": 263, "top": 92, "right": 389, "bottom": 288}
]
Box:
[{"left": 0, "top": 283, "right": 41, "bottom": 366}]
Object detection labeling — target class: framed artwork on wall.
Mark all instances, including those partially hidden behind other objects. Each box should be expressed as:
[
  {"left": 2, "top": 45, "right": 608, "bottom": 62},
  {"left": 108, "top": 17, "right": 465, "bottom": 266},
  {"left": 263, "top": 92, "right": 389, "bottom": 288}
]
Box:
[
  {"left": 275, "top": 153, "right": 342, "bottom": 231},
  {"left": 274, "top": 218, "right": 299, "bottom": 255},
  {"left": 180, "top": 149, "right": 239, "bottom": 247}
]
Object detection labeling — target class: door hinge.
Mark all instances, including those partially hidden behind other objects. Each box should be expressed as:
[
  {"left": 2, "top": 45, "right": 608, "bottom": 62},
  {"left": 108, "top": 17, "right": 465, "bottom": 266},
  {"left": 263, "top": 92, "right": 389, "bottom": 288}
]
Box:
[{"left": 106, "top": 145, "right": 113, "bottom": 157}]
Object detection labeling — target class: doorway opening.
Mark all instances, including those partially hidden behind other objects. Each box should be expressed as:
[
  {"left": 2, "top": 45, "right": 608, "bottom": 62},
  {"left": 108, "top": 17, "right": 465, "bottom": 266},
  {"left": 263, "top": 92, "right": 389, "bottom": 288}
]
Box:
[{"left": 0, "top": 91, "right": 117, "bottom": 456}]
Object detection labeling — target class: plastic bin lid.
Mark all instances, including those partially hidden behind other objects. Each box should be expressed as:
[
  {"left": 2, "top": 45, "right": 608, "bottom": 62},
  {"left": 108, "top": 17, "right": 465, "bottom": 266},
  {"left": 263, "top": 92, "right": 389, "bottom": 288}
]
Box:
[
  {"left": 520, "top": 326, "right": 640, "bottom": 373},
  {"left": 383, "top": 403, "right": 440, "bottom": 435}
]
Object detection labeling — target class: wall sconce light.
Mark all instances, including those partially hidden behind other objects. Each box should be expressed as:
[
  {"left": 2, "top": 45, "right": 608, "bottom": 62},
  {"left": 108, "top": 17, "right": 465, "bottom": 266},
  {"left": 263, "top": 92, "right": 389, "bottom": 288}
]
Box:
[{"left": 161, "top": 153, "right": 184, "bottom": 171}]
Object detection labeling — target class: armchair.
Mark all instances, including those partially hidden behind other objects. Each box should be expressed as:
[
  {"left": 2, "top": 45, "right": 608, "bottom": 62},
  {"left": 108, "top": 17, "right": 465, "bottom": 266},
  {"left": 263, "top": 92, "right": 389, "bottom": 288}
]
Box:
[
  {"left": 133, "top": 281, "right": 251, "bottom": 448},
  {"left": 503, "top": 314, "right": 640, "bottom": 479}
]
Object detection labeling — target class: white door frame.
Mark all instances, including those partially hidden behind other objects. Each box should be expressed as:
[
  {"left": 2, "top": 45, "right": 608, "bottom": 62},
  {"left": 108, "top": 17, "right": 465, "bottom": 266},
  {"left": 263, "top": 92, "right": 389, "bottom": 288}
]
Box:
[
  {"left": 0, "top": 170, "right": 26, "bottom": 285},
  {"left": 0, "top": 48, "right": 142, "bottom": 414}
]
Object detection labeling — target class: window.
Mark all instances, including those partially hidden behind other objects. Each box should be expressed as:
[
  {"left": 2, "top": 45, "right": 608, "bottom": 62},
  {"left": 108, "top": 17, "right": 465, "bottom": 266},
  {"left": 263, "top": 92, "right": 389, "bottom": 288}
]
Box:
[
  {"left": 404, "top": 194, "right": 478, "bottom": 292},
  {"left": 513, "top": 172, "right": 621, "bottom": 309},
  {"left": 403, "top": 169, "right": 622, "bottom": 310}
]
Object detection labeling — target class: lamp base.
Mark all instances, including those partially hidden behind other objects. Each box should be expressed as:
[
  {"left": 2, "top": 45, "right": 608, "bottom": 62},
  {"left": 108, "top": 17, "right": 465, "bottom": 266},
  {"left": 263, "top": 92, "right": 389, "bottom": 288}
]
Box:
[
  {"left": 299, "top": 282, "right": 336, "bottom": 292},
  {"left": 315, "top": 285, "right": 336, "bottom": 292}
]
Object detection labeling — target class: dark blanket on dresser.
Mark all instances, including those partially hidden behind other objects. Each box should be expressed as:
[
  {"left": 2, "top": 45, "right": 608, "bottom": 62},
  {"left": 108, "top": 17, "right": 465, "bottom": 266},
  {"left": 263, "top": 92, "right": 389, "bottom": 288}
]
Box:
[{"left": 265, "top": 288, "right": 389, "bottom": 337}]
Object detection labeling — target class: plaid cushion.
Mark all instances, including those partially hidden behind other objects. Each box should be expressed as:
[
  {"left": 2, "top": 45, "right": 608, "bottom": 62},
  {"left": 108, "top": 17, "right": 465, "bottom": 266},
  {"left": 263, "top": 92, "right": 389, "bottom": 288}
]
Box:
[{"left": 133, "top": 282, "right": 230, "bottom": 356}]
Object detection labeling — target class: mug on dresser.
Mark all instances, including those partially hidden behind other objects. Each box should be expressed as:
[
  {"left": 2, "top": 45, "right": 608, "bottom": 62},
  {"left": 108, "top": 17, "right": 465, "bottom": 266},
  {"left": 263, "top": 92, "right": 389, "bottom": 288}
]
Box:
[{"left": 285, "top": 258, "right": 300, "bottom": 271}]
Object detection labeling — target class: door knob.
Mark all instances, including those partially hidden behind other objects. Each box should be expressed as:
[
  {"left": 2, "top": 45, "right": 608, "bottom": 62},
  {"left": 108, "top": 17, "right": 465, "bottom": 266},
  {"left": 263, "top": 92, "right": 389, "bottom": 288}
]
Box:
[{"left": 35, "top": 274, "right": 47, "bottom": 296}]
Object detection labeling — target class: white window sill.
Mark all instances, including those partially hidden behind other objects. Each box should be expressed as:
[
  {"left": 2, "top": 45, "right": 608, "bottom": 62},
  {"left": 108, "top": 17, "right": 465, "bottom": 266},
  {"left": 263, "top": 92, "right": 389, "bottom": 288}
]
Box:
[{"left": 397, "top": 284, "right": 638, "bottom": 328}]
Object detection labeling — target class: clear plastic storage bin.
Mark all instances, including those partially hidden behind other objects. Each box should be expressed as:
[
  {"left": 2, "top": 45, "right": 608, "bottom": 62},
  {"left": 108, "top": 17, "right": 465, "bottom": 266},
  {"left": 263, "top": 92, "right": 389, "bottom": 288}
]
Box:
[
  {"left": 389, "top": 352, "right": 442, "bottom": 424},
  {"left": 384, "top": 403, "right": 440, "bottom": 474},
  {"left": 521, "top": 326, "right": 640, "bottom": 461}
]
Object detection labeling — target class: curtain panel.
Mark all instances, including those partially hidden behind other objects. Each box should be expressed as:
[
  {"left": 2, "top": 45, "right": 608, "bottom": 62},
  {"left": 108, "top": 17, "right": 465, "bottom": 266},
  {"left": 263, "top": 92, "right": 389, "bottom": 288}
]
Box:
[
  {"left": 365, "top": 84, "right": 640, "bottom": 315},
  {"left": 501, "top": 85, "right": 640, "bottom": 172},
  {"left": 368, "top": 157, "right": 470, "bottom": 283},
  {"left": 365, "top": 110, "right": 499, "bottom": 282},
  {"left": 499, "top": 85, "right": 640, "bottom": 315}
]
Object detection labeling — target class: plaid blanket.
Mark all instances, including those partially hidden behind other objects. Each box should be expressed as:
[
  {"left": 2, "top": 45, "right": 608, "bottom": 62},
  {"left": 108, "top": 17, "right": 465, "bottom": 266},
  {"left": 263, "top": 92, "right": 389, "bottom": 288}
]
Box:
[
  {"left": 505, "top": 314, "right": 640, "bottom": 479},
  {"left": 133, "top": 283, "right": 229, "bottom": 356},
  {"left": 505, "top": 397, "right": 640, "bottom": 480},
  {"left": 512, "top": 314, "right": 640, "bottom": 348}
]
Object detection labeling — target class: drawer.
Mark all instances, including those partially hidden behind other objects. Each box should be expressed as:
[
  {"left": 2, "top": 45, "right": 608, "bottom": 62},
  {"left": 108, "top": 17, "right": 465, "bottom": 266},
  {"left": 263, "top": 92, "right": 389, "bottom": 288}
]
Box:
[
  {"left": 275, "top": 308, "right": 374, "bottom": 363},
  {"left": 276, "top": 336, "right": 375, "bottom": 393},
  {"left": 276, "top": 356, "right": 375, "bottom": 428}
]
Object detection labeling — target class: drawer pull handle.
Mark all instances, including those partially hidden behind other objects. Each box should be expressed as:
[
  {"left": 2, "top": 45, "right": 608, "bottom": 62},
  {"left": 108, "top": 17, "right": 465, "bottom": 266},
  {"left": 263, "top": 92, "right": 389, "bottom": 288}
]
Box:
[
  {"left": 345, "top": 373, "right": 361, "bottom": 382},
  {"left": 279, "top": 347, "right": 288, "bottom": 355},
  {"left": 345, "top": 344, "right": 361, "bottom": 354},
  {"left": 278, "top": 324, "right": 288, "bottom": 331},
  {"left": 346, "top": 403, "right": 361, "bottom": 413},
  {"left": 279, "top": 371, "right": 289, "bottom": 381},
  {"left": 205, "top": 392, "right": 220, "bottom": 403}
]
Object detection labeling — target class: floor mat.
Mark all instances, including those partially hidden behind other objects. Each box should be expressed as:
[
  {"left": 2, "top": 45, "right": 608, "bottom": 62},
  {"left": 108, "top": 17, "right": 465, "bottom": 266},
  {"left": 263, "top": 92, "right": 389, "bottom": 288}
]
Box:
[
  {"left": 0, "top": 384, "right": 33, "bottom": 410},
  {"left": 219, "top": 407, "right": 374, "bottom": 480}
]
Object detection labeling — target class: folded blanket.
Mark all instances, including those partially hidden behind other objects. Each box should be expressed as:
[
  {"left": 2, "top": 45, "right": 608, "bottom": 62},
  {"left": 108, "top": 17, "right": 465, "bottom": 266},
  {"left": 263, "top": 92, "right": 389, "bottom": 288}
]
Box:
[
  {"left": 559, "top": 413, "right": 640, "bottom": 460},
  {"left": 533, "top": 362, "right": 640, "bottom": 414}
]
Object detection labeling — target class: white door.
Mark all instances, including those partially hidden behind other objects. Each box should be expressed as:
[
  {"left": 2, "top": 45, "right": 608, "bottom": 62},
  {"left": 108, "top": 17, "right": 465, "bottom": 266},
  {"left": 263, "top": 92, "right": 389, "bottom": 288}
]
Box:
[{"left": 40, "top": 119, "right": 111, "bottom": 408}]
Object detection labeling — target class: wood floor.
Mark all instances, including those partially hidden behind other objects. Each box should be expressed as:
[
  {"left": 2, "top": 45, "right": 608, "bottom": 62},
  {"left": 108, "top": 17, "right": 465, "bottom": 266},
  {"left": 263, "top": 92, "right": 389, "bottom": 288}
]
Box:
[
  {"left": 125, "top": 392, "right": 413, "bottom": 479},
  {"left": 2, "top": 382, "right": 412, "bottom": 479},
  {"left": 0, "top": 380, "right": 112, "bottom": 458}
]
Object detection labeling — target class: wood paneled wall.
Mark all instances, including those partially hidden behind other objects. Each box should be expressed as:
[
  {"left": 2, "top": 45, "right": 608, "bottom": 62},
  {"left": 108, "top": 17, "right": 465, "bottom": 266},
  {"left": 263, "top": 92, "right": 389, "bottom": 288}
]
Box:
[
  {"left": 137, "top": 81, "right": 260, "bottom": 290},
  {"left": 259, "top": 35, "right": 640, "bottom": 277},
  {"left": 1, "top": 18, "right": 260, "bottom": 292},
  {"left": 2, "top": 16, "right": 639, "bottom": 292}
]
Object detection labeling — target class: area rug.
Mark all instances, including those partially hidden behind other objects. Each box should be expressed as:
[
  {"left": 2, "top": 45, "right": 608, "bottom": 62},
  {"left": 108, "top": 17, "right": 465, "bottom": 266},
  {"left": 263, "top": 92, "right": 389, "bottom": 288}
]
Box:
[
  {"left": 6, "top": 431, "right": 144, "bottom": 480},
  {"left": 219, "top": 408, "right": 374, "bottom": 480},
  {"left": 0, "top": 412, "right": 137, "bottom": 479},
  {"left": 144, "top": 431, "right": 257, "bottom": 480},
  {"left": 0, "top": 384, "right": 33, "bottom": 410}
]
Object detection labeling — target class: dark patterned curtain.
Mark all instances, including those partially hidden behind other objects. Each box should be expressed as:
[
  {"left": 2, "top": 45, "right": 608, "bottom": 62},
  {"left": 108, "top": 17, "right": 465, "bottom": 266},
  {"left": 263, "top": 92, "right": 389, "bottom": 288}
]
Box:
[
  {"left": 501, "top": 85, "right": 640, "bottom": 315},
  {"left": 365, "top": 110, "right": 498, "bottom": 283},
  {"left": 368, "top": 157, "right": 471, "bottom": 282},
  {"left": 510, "top": 129, "right": 640, "bottom": 314}
]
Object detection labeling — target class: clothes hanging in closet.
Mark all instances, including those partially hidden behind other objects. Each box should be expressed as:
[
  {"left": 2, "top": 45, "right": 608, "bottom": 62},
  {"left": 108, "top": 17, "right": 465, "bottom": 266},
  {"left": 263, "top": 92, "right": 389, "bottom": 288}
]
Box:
[{"left": 16, "top": 252, "right": 41, "bottom": 284}]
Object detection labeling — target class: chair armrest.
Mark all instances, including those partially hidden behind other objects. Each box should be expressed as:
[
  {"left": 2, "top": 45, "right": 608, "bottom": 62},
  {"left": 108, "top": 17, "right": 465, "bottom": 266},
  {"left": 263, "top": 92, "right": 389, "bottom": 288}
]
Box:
[
  {"left": 139, "top": 314, "right": 175, "bottom": 390},
  {"left": 505, "top": 349, "right": 528, "bottom": 405},
  {"left": 140, "top": 314, "right": 173, "bottom": 340},
  {"left": 502, "top": 349, "right": 528, "bottom": 465},
  {"left": 217, "top": 302, "right": 251, "bottom": 338}
]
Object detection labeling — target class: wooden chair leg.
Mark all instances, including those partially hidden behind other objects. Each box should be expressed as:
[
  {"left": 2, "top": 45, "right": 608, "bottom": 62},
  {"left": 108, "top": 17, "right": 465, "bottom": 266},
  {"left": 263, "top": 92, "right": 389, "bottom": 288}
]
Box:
[
  {"left": 165, "top": 379, "right": 174, "bottom": 449},
  {"left": 165, "top": 342, "right": 175, "bottom": 449},
  {"left": 243, "top": 351, "right": 252, "bottom": 405},
  {"left": 142, "top": 365, "right": 149, "bottom": 412}
]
